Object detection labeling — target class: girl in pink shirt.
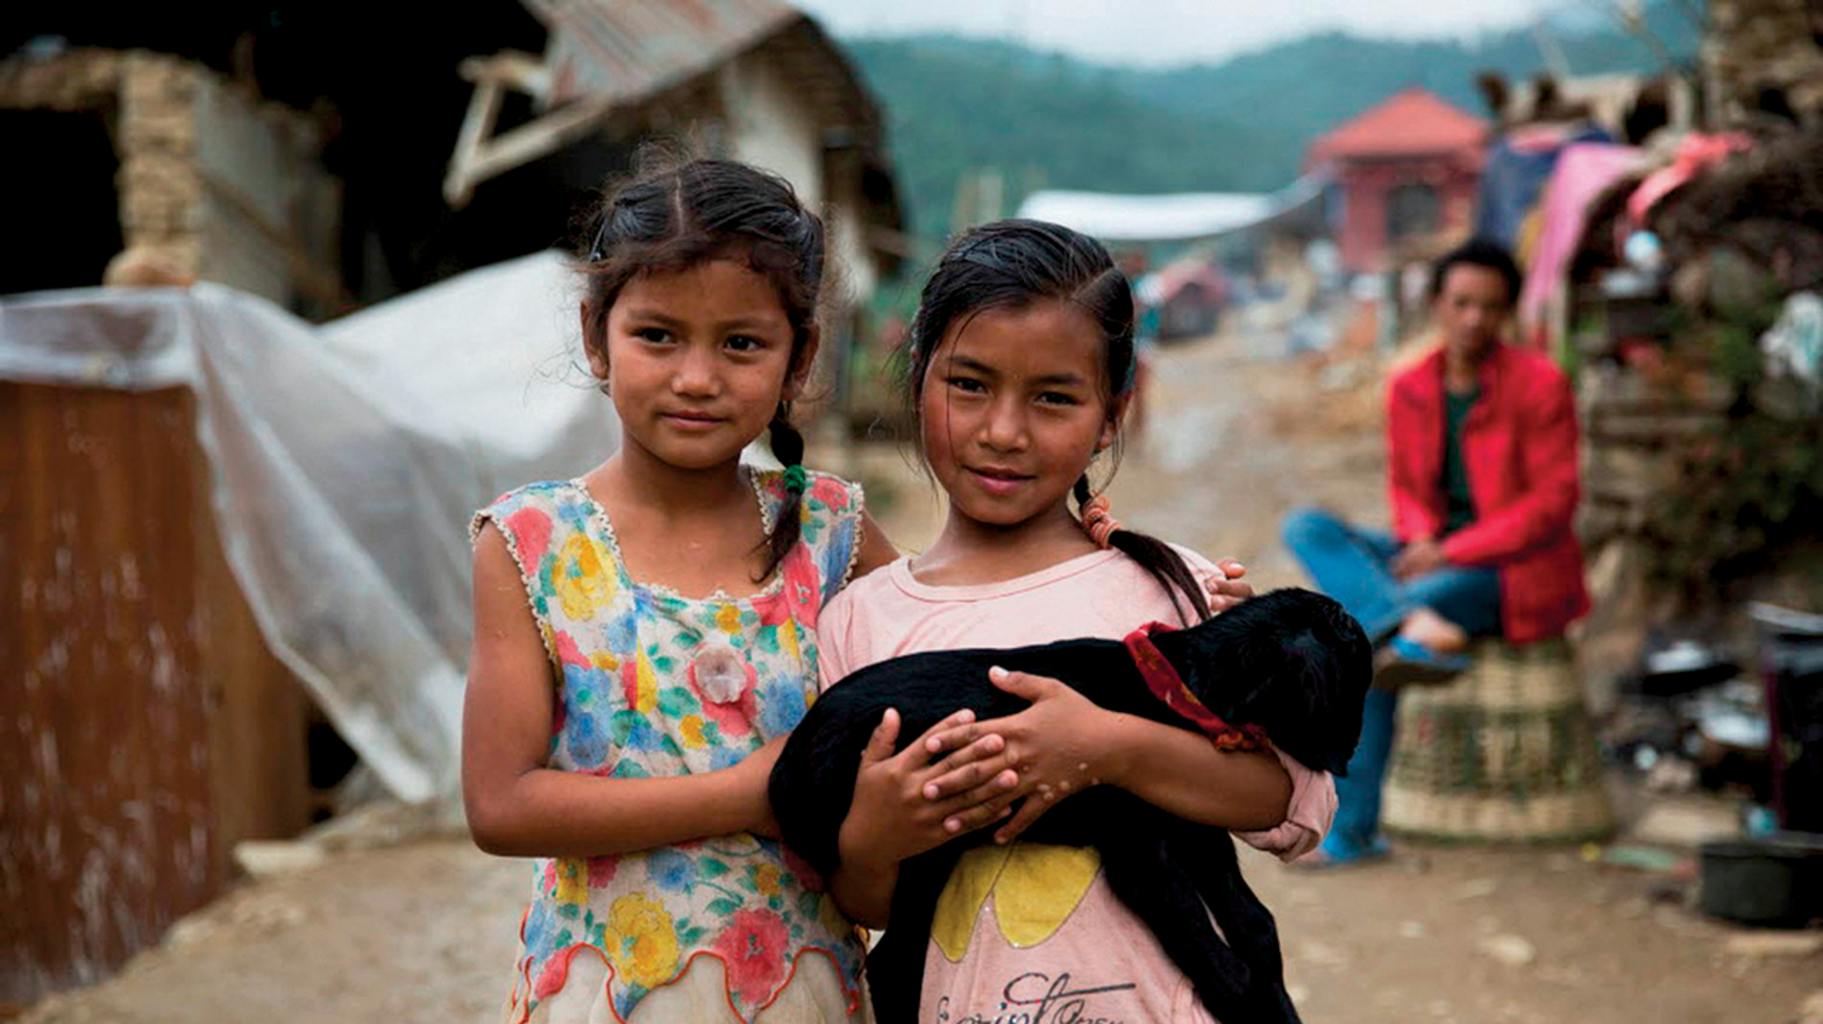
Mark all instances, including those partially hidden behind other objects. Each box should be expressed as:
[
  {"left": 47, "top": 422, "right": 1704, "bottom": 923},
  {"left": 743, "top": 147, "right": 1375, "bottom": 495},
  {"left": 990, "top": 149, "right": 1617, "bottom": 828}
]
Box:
[{"left": 819, "top": 220, "right": 1336, "bottom": 1023}]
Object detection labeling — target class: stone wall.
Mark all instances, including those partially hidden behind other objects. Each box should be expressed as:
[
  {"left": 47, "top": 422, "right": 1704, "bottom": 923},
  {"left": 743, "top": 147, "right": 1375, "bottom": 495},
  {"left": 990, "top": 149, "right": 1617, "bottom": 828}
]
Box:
[{"left": 0, "top": 49, "right": 340, "bottom": 314}]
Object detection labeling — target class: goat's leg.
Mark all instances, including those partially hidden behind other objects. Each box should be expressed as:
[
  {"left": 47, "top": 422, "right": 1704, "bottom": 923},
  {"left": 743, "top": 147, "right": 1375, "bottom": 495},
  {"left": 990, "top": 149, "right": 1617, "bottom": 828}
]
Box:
[{"left": 1099, "top": 834, "right": 1253, "bottom": 1007}]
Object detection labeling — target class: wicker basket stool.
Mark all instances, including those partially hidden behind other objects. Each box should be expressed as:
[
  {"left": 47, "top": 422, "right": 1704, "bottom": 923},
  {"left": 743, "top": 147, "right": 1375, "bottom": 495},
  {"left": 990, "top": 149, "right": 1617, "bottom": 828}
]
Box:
[{"left": 1383, "top": 637, "right": 1614, "bottom": 842}]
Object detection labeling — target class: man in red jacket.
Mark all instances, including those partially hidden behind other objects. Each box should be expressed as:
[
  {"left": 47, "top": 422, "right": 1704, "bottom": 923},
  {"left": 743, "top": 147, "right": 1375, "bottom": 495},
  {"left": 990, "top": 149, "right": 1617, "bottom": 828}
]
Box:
[{"left": 1283, "top": 238, "right": 1590, "bottom": 865}]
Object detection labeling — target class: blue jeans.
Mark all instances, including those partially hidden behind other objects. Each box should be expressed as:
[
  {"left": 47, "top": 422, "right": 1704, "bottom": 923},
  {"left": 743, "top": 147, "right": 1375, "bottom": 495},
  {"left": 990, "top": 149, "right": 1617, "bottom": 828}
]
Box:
[{"left": 1280, "top": 507, "right": 1503, "bottom": 858}]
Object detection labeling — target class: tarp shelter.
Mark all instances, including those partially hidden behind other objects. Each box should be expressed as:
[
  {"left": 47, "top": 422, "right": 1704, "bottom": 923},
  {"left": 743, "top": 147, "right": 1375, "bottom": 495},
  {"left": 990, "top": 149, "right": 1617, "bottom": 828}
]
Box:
[
  {"left": 1016, "top": 177, "right": 1325, "bottom": 245},
  {"left": 1137, "top": 260, "right": 1229, "bottom": 340},
  {"left": 1, "top": 252, "right": 615, "bottom": 805}
]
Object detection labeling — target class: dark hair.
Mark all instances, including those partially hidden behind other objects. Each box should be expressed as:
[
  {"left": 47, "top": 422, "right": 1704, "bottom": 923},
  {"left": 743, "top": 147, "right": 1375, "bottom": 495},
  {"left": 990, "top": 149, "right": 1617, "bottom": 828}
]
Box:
[
  {"left": 1430, "top": 237, "right": 1522, "bottom": 307},
  {"left": 901, "top": 218, "right": 1211, "bottom": 623},
  {"left": 578, "top": 155, "right": 824, "bottom": 582}
]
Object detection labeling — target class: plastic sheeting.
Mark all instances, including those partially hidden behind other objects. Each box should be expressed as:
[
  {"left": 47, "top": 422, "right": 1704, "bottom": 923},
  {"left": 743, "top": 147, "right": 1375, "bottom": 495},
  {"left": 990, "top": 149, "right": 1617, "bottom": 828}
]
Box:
[
  {"left": 0, "top": 252, "right": 617, "bottom": 803},
  {"left": 1016, "top": 177, "right": 1325, "bottom": 243}
]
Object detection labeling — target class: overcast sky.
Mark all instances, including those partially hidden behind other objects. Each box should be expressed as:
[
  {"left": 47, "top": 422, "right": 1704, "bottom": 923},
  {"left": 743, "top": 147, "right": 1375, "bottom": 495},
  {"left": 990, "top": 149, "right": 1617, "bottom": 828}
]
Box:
[{"left": 795, "top": 0, "right": 1589, "bottom": 68}]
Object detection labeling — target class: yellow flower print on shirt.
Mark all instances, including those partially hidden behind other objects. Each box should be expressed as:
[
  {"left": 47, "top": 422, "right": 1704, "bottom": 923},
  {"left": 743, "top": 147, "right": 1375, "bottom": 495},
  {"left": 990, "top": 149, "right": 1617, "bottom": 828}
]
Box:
[
  {"left": 931, "top": 843, "right": 1100, "bottom": 962},
  {"left": 779, "top": 619, "right": 801, "bottom": 665},
  {"left": 631, "top": 648, "right": 658, "bottom": 714},
  {"left": 751, "top": 862, "right": 782, "bottom": 897},
  {"left": 715, "top": 603, "right": 742, "bottom": 634},
  {"left": 604, "top": 891, "right": 681, "bottom": 989},
  {"left": 554, "top": 858, "right": 589, "bottom": 905},
  {"left": 679, "top": 714, "right": 708, "bottom": 749},
  {"left": 551, "top": 532, "right": 617, "bottom": 620}
]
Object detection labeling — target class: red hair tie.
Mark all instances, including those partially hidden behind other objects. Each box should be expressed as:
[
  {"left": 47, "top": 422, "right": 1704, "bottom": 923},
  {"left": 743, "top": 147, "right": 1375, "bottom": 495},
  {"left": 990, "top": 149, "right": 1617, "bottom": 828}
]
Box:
[{"left": 1080, "top": 494, "right": 1122, "bottom": 549}]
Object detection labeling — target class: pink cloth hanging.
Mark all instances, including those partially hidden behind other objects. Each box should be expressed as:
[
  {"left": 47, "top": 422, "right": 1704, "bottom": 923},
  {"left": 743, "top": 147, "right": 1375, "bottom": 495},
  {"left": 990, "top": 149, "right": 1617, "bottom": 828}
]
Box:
[
  {"left": 1518, "top": 142, "right": 1647, "bottom": 346},
  {"left": 1625, "top": 132, "right": 1752, "bottom": 226}
]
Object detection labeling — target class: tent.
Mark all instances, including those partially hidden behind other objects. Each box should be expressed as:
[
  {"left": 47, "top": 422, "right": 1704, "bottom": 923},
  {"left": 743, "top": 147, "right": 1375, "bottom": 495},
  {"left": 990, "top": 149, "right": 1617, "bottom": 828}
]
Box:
[{"left": 1, "top": 251, "right": 616, "bottom": 803}]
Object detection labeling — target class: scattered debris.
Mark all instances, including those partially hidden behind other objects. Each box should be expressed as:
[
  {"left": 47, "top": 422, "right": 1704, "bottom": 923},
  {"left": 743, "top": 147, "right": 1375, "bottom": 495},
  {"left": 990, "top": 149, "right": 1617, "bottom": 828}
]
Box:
[
  {"left": 1643, "top": 756, "right": 1701, "bottom": 793},
  {"left": 1588, "top": 844, "right": 1688, "bottom": 873},
  {"left": 233, "top": 839, "right": 328, "bottom": 879},
  {"left": 1722, "top": 932, "right": 1823, "bottom": 958},
  {"left": 1625, "top": 800, "right": 1743, "bottom": 849},
  {"left": 1644, "top": 878, "right": 1694, "bottom": 906},
  {"left": 1478, "top": 934, "right": 1539, "bottom": 967}
]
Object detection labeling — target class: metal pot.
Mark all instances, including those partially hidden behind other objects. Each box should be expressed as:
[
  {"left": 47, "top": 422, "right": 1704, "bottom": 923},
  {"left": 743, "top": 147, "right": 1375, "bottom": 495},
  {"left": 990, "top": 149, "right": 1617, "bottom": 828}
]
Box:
[{"left": 1699, "top": 832, "right": 1823, "bottom": 927}]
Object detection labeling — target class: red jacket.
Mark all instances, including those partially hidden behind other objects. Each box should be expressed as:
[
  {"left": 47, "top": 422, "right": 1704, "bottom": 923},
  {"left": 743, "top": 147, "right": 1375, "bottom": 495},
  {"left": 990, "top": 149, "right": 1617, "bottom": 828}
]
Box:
[{"left": 1386, "top": 344, "right": 1591, "bottom": 644}]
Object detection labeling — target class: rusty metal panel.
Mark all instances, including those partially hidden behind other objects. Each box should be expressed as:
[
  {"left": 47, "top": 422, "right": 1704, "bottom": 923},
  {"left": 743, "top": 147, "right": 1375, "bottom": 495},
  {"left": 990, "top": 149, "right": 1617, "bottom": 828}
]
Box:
[
  {"left": 0, "top": 381, "right": 309, "bottom": 1008},
  {"left": 529, "top": 0, "right": 799, "bottom": 106}
]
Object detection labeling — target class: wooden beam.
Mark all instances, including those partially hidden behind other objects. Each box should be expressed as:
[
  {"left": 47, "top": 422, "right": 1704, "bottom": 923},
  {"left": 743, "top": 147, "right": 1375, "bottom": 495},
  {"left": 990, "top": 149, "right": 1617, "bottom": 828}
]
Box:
[
  {"left": 457, "top": 50, "right": 551, "bottom": 99},
  {"left": 443, "top": 76, "right": 505, "bottom": 209},
  {"left": 443, "top": 94, "right": 615, "bottom": 208}
]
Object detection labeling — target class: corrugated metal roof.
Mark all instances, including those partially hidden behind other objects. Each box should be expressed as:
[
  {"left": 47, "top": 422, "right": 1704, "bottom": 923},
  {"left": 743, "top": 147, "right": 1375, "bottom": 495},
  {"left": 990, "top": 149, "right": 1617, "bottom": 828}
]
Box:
[
  {"left": 525, "top": 0, "right": 802, "bottom": 106},
  {"left": 494, "top": 0, "right": 901, "bottom": 254}
]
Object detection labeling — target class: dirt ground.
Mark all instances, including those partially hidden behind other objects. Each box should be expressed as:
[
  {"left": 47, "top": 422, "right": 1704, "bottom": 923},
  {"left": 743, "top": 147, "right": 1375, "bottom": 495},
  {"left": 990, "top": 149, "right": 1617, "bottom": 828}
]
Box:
[{"left": 19, "top": 328, "right": 1822, "bottom": 1024}]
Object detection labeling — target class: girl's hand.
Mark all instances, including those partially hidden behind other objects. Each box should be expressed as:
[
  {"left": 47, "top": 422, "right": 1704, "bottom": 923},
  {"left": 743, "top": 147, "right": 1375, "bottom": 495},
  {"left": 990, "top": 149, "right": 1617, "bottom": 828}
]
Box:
[
  {"left": 837, "top": 708, "right": 1022, "bottom": 871},
  {"left": 924, "top": 668, "right": 1119, "bottom": 846},
  {"left": 1205, "top": 558, "right": 1253, "bottom": 612}
]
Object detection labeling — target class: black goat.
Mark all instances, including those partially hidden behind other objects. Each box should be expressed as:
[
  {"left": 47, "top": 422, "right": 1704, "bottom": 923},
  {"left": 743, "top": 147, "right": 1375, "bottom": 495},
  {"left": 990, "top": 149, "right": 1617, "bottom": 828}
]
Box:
[{"left": 770, "top": 587, "right": 1372, "bottom": 1024}]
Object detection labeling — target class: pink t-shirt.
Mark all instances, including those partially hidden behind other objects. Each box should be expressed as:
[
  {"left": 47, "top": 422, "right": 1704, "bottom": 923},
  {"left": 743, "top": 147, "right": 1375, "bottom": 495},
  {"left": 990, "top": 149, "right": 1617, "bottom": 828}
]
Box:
[{"left": 818, "top": 549, "right": 1337, "bottom": 1024}]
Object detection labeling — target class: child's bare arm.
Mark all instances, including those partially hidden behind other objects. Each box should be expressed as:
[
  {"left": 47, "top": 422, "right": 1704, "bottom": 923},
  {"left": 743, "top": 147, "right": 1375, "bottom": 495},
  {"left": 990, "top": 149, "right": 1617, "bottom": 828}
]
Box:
[
  {"left": 1093, "top": 715, "right": 1292, "bottom": 833},
  {"left": 829, "top": 841, "right": 897, "bottom": 928},
  {"left": 462, "top": 525, "right": 780, "bottom": 858},
  {"left": 849, "top": 512, "right": 899, "bottom": 579}
]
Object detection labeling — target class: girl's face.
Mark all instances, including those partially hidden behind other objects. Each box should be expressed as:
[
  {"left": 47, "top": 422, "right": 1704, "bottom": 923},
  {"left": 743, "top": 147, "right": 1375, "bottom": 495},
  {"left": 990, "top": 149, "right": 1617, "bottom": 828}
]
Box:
[
  {"left": 590, "top": 258, "right": 811, "bottom": 472},
  {"left": 919, "top": 299, "right": 1120, "bottom": 529}
]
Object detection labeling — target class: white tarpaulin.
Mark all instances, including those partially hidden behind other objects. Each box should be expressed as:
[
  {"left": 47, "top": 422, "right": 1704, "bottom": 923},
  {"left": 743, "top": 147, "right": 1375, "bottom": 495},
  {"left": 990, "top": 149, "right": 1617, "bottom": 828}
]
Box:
[
  {"left": 1017, "top": 176, "right": 1326, "bottom": 244},
  {"left": 0, "top": 251, "right": 617, "bottom": 803}
]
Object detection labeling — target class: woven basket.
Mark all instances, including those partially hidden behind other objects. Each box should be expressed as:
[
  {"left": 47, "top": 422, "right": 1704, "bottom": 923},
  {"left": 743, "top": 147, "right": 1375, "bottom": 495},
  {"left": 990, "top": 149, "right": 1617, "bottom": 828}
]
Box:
[{"left": 1383, "top": 637, "right": 1614, "bottom": 843}]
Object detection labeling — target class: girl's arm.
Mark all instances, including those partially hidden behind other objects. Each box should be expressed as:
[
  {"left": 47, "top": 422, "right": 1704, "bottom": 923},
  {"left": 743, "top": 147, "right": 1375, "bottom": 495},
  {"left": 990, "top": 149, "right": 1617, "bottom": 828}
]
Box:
[
  {"left": 923, "top": 669, "right": 1293, "bottom": 844},
  {"left": 829, "top": 846, "right": 896, "bottom": 928},
  {"left": 850, "top": 512, "right": 898, "bottom": 578},
  {"left": 463, "top": 525, "right": 779, "bottom": 858},
  {"left": 1093, "top": 707, "right": 1293, "bottom": 832}
]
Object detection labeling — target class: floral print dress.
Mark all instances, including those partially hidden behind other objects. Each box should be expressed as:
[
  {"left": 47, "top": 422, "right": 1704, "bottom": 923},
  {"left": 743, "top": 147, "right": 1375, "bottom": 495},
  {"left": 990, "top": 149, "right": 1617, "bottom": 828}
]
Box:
[{"left": 470, "top": 468, "right": 867, "bottom": 1023}]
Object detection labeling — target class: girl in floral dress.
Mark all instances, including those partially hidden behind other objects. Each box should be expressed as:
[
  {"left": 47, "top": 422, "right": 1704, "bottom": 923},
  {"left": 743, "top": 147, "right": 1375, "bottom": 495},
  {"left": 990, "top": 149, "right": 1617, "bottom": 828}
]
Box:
[{"left": 461, "top": 158, "right": 1007, "bottom": 1023}]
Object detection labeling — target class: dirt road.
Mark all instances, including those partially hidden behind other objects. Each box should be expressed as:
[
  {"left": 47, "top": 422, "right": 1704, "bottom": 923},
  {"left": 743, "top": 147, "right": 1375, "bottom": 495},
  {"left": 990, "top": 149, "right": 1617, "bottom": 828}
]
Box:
[{"left": 20, "top": 331, "right": 1820, "bottom": 1024}]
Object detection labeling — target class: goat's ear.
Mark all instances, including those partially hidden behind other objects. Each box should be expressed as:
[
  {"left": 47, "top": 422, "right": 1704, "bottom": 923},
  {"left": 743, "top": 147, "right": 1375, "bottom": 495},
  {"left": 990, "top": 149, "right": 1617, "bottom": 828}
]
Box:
[{"left": 1225, "top": 623, "right": 1297, "bottom": 710}]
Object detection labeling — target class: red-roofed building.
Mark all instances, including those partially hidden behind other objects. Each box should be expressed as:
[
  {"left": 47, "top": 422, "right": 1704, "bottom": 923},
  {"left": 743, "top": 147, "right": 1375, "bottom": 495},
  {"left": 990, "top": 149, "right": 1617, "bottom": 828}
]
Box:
[{"left": 1308, "top": 88, "right": 1488, "bottom": 272}]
